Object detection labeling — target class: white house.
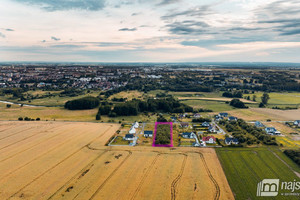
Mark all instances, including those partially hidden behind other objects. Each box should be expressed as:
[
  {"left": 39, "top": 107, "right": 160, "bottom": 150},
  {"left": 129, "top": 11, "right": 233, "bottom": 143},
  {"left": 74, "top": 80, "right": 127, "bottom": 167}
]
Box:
[
  {"left": 202, "top": 136, "right": 216, "bottom": 144},
  {"left": 129, "top": 127, "right": 136, "bottom": 134},
  {"left": 133, "top": 122, "right": 139, "bottom": 128}
]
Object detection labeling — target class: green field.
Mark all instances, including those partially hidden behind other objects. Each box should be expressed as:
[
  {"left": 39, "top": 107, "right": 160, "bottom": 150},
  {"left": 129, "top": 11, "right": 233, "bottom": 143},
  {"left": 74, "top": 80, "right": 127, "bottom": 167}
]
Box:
[
  {"left": 180, "top": 99, "right": 235, "bottom": 112},
  {"left": 248, "top": 92, "right": 300, "bottom": 105},
  {"left": 0, "top": 90, "right": 101, "bottom": 106},
  {"left": 216, "top": 148, "right": 300, "bottom": 200}
]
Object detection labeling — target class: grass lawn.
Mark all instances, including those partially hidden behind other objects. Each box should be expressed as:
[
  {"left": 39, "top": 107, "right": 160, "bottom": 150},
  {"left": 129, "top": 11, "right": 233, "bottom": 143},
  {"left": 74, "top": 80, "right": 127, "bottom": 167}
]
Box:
[
  {"left": 110, "top": 136, "right": 130, "bottom": 145},
  {"left": 216, "top": 148, "right": 300, "bottom": 200}
]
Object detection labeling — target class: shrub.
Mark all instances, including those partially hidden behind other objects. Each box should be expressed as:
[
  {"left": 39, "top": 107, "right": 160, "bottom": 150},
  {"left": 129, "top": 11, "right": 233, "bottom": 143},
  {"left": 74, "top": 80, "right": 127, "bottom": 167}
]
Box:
[{"left": 18, "top": 117, "right": 23, "bottom": 121}]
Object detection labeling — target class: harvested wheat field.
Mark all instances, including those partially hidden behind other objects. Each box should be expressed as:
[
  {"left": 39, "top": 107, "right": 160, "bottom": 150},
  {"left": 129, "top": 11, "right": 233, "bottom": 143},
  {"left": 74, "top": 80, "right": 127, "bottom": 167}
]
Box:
[{"left": 0, "top": 121, "right": 233, "bottom": 200}]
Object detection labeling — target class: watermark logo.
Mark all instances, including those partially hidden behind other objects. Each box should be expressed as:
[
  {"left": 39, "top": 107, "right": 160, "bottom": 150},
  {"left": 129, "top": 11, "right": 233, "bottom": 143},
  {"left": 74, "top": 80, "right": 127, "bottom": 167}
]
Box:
[
  {"left": 257, "top": 179, "right": 300, "bottom": 197},
  {"left": 257, "top": 179, "right": 279, "bottom": 197}
]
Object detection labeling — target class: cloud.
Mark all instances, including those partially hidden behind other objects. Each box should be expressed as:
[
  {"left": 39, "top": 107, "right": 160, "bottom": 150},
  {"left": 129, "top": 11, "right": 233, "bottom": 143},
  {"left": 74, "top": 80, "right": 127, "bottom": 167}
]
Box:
[
  {"left": 119, "top": 27, "right": 137, "bottom": 31},
  {"left": 161, "top": 5, "right": 212, "bottom": 20},
  {"left": 51, "top": 36, "right": 60, "bottom": 41},
  {"left": 0, "top": 32, "right": 5, "bottom": 38},
  {"left": 166, "top": 20, "right": 210, "bottom": 35},
  {"left": 156, "top": 0, "right": 181, "bottom": 6},
  {"left": 41, "top": 40, "right": 46, "bottom": 43},
  {"left": 131, "top": 12, "right": 141, "bottom": 16},
  {"left": 5, "top": 29, "right": 14, "bottom": 31},
  {"left": 13, "top": 0, "right": 106, "bottom": 11},
  {"left": 280, "top": 29, "right": 300, "bottom": 36}
]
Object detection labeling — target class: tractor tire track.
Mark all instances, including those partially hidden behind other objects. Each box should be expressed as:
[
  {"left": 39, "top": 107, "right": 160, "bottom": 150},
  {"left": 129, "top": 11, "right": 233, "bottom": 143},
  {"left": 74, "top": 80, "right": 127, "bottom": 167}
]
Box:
[
  {"left": 46, "top": 150, "right": 109, "bottom": 200},
  {"left": 188, "top": 151, "right": 220, "bottom": 200},
  {"left": 130, "top": 153, "right": 161, "bottom": 200},
  {"left": 8, "top": 125, "right": 114, "bottom": 200},
  {"left": 88, "top": 150, "right": 132, "bottom": 200},
  {"left": 0, "top": 125, "right": 77, "bottom": 163},
  {"left": 0, "top": 127, "right": 35, "bottom": 141},
  {"left": 171, "top": 153, "right": 187, "bottom": 200}
]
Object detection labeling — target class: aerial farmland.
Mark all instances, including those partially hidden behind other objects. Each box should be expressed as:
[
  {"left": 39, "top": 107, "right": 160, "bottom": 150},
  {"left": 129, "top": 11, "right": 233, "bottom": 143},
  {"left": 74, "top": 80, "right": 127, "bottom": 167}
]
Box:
[{"left": 0, "top": 121, "right": 233, "bottom": 200}]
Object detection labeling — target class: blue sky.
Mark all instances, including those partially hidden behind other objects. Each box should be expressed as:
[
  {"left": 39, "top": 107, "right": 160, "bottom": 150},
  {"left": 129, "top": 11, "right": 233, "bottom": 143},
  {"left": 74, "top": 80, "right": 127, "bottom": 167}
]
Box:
[{"left": 1, "top": 0, "right": 300, "bottom": 62}]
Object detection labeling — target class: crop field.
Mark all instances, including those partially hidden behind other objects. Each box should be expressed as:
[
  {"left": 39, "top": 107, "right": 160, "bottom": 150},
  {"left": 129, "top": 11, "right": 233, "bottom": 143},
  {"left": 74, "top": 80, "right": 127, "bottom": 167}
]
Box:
[
  {"left": 228, "top": 108, "right": 300, "bottom": 121},
  {"left": 180, "top": 99, "right": 235, "bottom": 112},
  {"left": 0, "top": 121, "right": 233, "bottom": 200},
  {"left": 216, "top": 148, "right": 300, "bottom": 200}
]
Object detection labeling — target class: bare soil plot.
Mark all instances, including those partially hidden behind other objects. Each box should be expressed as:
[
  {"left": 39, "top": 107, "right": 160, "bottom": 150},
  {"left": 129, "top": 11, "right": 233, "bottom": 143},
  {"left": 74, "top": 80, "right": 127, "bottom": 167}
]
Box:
[{"left": 0, "top": 121, "right": 233, "bottom": 200}]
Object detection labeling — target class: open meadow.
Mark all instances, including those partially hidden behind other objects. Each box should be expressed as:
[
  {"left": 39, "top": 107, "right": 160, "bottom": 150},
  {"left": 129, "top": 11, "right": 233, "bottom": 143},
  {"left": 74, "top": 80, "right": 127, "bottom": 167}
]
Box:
[
  {"left": 0, "top": 121, "right": 234, "bottom": 200},
  {"left": 216, "top": 148, "right": 300, "bottom": 200}
]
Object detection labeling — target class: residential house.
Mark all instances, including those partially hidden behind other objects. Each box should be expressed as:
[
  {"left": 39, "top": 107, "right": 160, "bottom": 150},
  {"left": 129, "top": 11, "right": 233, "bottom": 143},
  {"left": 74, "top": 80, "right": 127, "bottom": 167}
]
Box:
[
  {"left": 265, "top": 127, "right": 281, "bottom": 135},
  {"left": 129, "top": 127, "right": 136, "bottom": 134},
  {"left": 225, "top": 138, "right": 239, "bottom": 145},
  {"left": 219, "top": 113, "right": 228, "bottom": 118},
  {"left": 228, "top": 116, "right": 237, "bottom": 121},
  {"left": 201, "top": 122, "right": 210, "bottom": 127},
  {"left": 193, "top": 113, "right": 201, "bottom": 118},
  {"left": 182, "top": 132, "right": 194, "bottom": 139},
  {"left": 255, "top": 121, "right": 264, "bottom": 128},
  {"left": 124, "top": 134, "right": 134, "bottom": 141},
  {"left": 208, "top": 125, "right": 217, "bottom": 133},
  {"left": 144, "top": 131, "right": 153, "bottom": 138},
  {"left": 293, "top": 120, "right": 300, "bottom": 126},
  {"left": 180, "top": 122, "right": 189, "bottom": 128},
  {"left": 202, "top": 136, "right": 216, "bottom": 144},
  {"left": 133, "top": 122, "right": 139, "bottom": 128}
]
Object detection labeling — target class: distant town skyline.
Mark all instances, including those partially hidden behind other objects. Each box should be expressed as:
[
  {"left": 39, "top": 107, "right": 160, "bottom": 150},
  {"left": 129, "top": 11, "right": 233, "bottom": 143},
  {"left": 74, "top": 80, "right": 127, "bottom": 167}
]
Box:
[{"left": 1, "top": 0, "right": 300, "bottom": 62}]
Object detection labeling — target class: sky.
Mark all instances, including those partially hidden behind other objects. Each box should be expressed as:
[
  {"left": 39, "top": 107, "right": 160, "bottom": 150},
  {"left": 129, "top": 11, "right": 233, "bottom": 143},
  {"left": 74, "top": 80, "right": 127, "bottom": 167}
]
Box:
[{"left": 1, "top": 0, "right": 300, "bottom": 62}]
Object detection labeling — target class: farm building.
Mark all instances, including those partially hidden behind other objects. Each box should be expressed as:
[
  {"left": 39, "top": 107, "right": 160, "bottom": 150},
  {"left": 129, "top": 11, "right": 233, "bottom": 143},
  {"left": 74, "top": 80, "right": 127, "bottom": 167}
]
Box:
[
  {"left": 202, "top": 136, "right": 216, "bottom": 144},
  {"left": 124, "top": 134, "right": 135, "bottom": 141},
  {"left": 182, "top": 132, "right": 195, "bottom": 139},
  {"left": 255, "top": 121, "right": 264, "bottom": 128},
  {"left": 180, "top": 122, "right": 189, "bottom": 128},
  {"left": 265, "top": 127, "right": 281, "bottom": 135},
  {"left": 225, "top": 138, "right": 239, "bottom": 145},
  {"left": 144, "top": 130, "right": 153, "bottom": 138}
]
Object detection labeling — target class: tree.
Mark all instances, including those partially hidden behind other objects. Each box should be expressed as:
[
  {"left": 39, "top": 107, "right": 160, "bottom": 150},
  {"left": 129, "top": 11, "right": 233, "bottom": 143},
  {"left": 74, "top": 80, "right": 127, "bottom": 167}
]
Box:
[
  {"left": 64, "top": 96, "right": 99, "bottom": 110},
  {"left": 18, "top": 117, "right": 23, "bottom": 121},
  {"left": 261, "top": 93, "right": 270, "bottom": 105},
  {"left": 157, "top": 115, "right": 168, "bottom": 122},
  {"left": 252, "top": 95, "right": 257, "bottom": 101},
  {"left": 6, "top": 104, "right": 11, "bottom": 108},
  {"left": 230, "top": 99, "right": 248, "bottom": 108},
  {"left": 96, "top": 113, "right": 101, "bottom": 120},
  {"left": 36, "top": 117, "right": 40, "bottom": 121}
]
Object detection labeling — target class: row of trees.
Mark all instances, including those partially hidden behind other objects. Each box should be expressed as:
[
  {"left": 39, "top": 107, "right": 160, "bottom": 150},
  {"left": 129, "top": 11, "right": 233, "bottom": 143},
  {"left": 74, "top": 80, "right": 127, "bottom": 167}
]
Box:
[
  {"left": 219, "top": 119, "right": 277, "bottom": 145},
  {"left": 222, "top": 91, "right": 243, "bottom": 98},
  {"left": 284, "top": 150, "right": 300, "bottom": 166},
  {"left": 64, "top": 96, "right": 100, "bottom": 110},
  {"left": 97, "top": 97, "right": 193, "bottom": 117}
]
